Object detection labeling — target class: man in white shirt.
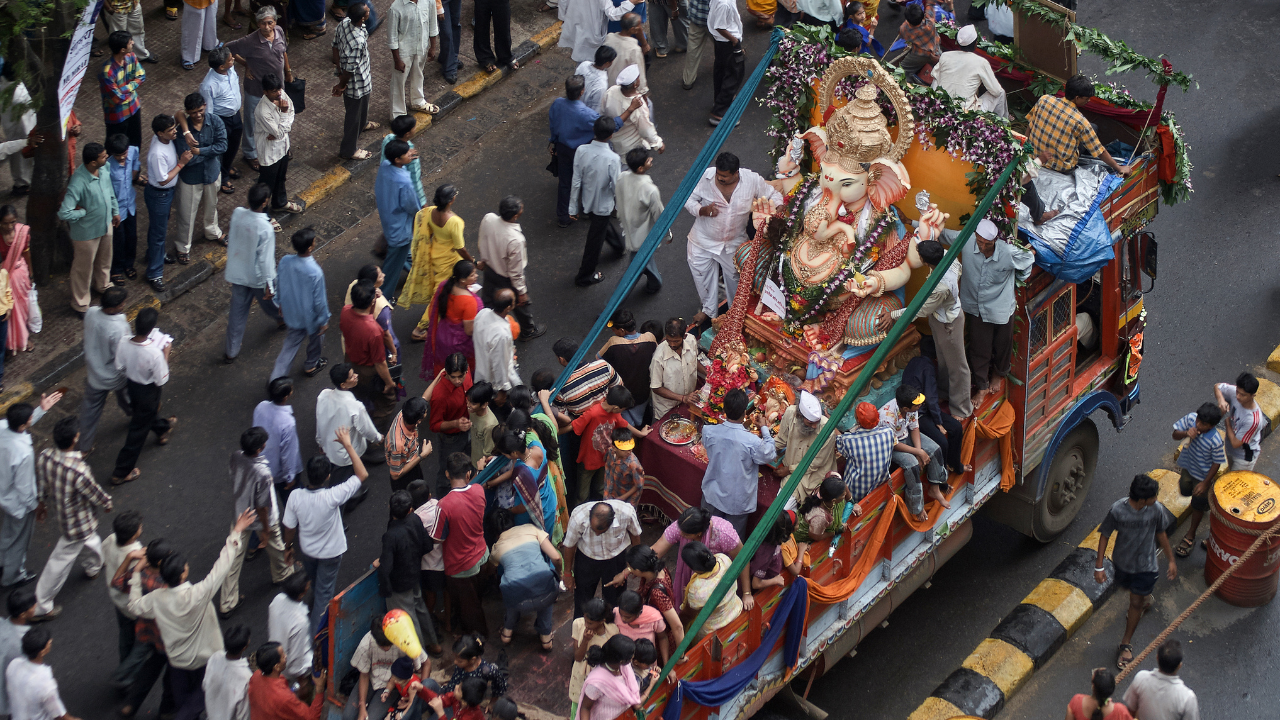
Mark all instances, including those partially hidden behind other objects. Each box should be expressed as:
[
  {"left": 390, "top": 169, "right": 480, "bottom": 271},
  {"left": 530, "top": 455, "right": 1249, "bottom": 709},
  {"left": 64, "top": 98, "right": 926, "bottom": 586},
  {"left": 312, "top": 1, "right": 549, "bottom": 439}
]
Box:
[
  {"left": 224, "top": 184, "right": 285, "bottom": 363},
  {"left": 931, "top": 25, "right": 1008, "bottom": 118},
  {"left": 649, "top": 319, "right": 698, "bottom": 419},
  {"left": 1123, "top": 639, "right": 1199, "bottom": 720},
  {"left": 142, "top": 115, "right": 192, "bottom": 293},
  {"left": 0, "top": 589, "right": 35, "bottom": 718},
  {"left": 574, "top": 45, "right": 615, "bottom": 112},
  {"left": 570, "top": 117, "right": 627, "bottom": 287},
  {"left": 878, "top": 239, "right": 971, "bottom": 419},
  {"left": 110, "top": 307, "right": 174, "bottom": 486},
  {"left": 101, "top": 511, "right": 143, "bottom": 680},
  {"left": 603, "top": 14, "right": 647, "bottom": 89},
  {"left": 316, "top": 363, "right": 383, "bottom": 497},
  {"left": 472, "top": 289, "right": 521, "bottom": 391},
  {"left": 128, "top": 509, "right": 257, "bottom": 719},
  {"left": 684, "top": 152, "right": 782, "bottom": 324},
  {"left": 388, "top": 0, "right": 440, "bottom": 118},
  {"left": 6, "top": 627, "right": 77, "bottom": 720},
  {"left": 603, "top": 66, "right": 662, "bottom": 158},
  {"left": 559, "top": 0, "right": 644, "bottom": 63},
  {"left": 706, "top": 0, "right": 743, "bottom": 126},
  {"left": 268, "top": 572, "right": 313, "bottom": 682},
  {"left": 0, "top": 392, "right": 63, "bottom": 588},
  {"left": 202, "top": 625, "right": 252, "bottom": 720},
  {"left": 283, "top": 427, "right": 372, "bottom": 634},
  {"left": 615, "top": 148, "right": 667, "bottom": 294},
  {"left": 254, "top": 74, "right": 302, "bottom": 214},
  {"left": 78, "top": 287, "right": 133, "bottom": 453},
  {"left": 477, "top": 196, "right": 543, "bottom": 340}
]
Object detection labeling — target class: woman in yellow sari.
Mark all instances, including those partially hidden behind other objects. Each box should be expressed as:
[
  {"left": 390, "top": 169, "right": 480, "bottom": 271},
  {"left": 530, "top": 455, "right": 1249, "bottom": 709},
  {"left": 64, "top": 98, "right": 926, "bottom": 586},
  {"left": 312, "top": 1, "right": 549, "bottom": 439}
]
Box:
[{"left": 401, "top": 183, "right": 474, "bottom": 341}]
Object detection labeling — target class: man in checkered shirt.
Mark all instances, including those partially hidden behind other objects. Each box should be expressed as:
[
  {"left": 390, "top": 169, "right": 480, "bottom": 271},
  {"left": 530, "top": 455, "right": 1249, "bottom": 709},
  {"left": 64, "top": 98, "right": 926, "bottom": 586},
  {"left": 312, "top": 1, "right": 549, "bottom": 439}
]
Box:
[
  {"left": 332, "top": 1, "right": 378, "bottom": 161},
  {"left": 32, "top": 416, "right": 114, "bottom": 620},
  {"left": 1027, "top": 75, "right": 1132, "bottom": 177},
  {"left": 835, "top": 401, "right": 896, "bottom": 507}
]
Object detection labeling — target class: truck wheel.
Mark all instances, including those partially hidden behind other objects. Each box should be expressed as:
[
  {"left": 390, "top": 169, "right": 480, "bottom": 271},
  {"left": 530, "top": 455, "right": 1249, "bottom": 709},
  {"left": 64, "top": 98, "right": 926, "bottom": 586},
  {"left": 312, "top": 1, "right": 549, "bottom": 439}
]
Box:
[{"left": 1031, "top": 418, "right": 1099, "bottom": 542}]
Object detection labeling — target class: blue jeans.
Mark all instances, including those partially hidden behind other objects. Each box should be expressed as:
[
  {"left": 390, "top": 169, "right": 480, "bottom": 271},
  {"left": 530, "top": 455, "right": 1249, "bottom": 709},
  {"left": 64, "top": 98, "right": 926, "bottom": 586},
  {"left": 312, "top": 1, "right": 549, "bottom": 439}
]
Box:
[
  {"left": 271, "top": 326, "right": 326, "bottom": 380},
  {"left": 242, "top": 94, "right": 262, "bottom": 160},
  {"left": 226, "top": 284, "right": 284, "bottom": 358},
  {"left": 143, "top": 185, "right": 175, "bottom": 280},
  {"left": 438, "top": 0, "right": 462, "bottom": 76},
  {"left": 381, "top": 242, "right": 412, "bottom": 302},
  {"left": 301, "top": 552, "right": 342, "bottom": 636},
  {"left": 504, "top": 600, "right": 555, "bottom": 636}
]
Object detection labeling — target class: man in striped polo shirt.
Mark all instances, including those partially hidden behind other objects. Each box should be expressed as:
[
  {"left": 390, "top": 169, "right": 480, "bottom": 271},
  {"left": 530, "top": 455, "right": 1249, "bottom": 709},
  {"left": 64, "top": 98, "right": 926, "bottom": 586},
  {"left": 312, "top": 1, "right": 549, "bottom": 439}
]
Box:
[
  {"left": 1171, "top": 402, "right": 1225, "bottom": 559},
  {"left": 538, "top": 338, "right": 623, "bottom": 503}
]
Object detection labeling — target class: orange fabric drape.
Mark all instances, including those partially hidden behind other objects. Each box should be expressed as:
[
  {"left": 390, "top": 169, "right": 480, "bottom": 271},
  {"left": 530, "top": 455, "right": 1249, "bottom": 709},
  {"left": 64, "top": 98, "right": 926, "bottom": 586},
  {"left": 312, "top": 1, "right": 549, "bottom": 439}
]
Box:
[
  {"left": 960, "top": 401, "right": 1017, "bottom": 491},
  {"left": 805, "top": 494, "right": 944, "bottom": 605}
]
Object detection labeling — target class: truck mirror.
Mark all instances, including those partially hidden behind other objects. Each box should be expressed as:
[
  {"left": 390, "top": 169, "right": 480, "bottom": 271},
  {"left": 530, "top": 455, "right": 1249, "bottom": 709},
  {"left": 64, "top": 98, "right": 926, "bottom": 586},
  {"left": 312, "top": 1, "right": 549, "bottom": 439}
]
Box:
[{"left": 1139, "top": 232, "right": 1157, "bottom": 280}]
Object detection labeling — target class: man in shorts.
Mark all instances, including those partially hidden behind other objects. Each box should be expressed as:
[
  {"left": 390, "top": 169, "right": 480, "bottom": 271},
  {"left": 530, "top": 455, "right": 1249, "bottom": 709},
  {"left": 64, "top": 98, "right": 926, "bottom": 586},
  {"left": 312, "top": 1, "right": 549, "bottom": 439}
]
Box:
[
  {"left": 1095, "top": 474, "right": 1177, "bottom": 671},
  {"left": 1171, "top": 402, "right": 1225, "bottom": 558}
]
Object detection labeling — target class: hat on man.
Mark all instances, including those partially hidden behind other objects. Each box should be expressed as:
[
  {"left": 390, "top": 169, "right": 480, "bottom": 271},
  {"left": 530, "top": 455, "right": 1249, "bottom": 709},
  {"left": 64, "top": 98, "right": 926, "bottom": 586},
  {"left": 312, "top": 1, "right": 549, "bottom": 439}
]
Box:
[
  {"left": 390, "top": 657, "right": 415, "bottom": 680},
  {"left": 976, "top": 218, "right": 999, "bottom": 241},
  {"left": 616, "top": 64, "right": 640, "bottom": 87},
  {"left": 957, "top": 25, "right": 978, "bottom": 46},
  {"left": 798, "top": 391, "right": 822, "bottom": 422},
  {"left": 854, "top": 402, "right": 879, "bottom": 429}
]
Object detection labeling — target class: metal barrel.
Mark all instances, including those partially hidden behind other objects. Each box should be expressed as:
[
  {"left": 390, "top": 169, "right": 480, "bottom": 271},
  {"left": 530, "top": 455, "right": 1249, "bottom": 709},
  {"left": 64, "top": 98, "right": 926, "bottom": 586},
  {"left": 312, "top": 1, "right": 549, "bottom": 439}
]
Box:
[{"left": 1205, "top": 471, "right": 1280, "bottom": 607}]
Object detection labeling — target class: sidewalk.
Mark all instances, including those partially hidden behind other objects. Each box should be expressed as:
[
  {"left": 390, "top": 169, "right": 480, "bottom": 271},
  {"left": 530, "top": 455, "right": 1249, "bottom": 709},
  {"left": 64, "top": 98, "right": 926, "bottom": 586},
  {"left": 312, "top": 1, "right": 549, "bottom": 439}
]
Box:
[{"left": 0, "top": 0, "right": 561, "bottom": 404}]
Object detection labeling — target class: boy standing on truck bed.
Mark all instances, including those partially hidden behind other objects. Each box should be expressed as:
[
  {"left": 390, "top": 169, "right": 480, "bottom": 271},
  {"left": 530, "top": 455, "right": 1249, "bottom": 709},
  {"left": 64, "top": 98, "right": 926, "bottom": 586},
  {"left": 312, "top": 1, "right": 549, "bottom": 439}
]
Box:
[{"left": 1095, "top": 474, "right": 1177, "bottom": 672}]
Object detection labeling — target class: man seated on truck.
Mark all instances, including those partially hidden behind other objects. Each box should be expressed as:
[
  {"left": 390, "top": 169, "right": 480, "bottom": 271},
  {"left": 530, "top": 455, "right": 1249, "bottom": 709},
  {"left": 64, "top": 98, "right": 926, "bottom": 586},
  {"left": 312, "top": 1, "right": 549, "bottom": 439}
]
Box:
[
  {"left": 1027, "top": 74, "right": 1133, "bottom": 177},
  {"left": 931, "top": 25, "right": 1007, "bottom": 118},
  {"left": 835, "top": 402, "right": 896, "bottom": 504},
  {"left": 881, "top": 385, "right": 950, "bottom": 521}
]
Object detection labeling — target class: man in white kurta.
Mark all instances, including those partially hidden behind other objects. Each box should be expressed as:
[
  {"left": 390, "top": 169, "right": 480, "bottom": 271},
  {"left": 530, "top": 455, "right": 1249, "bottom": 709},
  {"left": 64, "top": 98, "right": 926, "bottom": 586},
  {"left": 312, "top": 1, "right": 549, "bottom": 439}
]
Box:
[
  {"left": 603, "top": 14, "right": 648, "bottom": 89},
  {"left": 602, "top": 65, "right": 662, "bottom": 157},
  {"left": 683, "top": 153, "right": 781, "bottom": 321},
  {"left": 387, "top": 0, "right": 440, "bottom": 119},
  {"left": 574, "top": 46, "right": 614, "bottom": 113},
  {"left": 931, "top": 25, "right": 1008, "bottom": 118},
  {"left": 616, "top": 147, "right": 667, "bottom": 293},
  {"left": 559, "top": 0, "right": 640, "bottom": 62},
  {"left": 472, "top": 289, "right": 521, "bottom": 391},
  {"left": 0, "top": 79, "right": 36, "bottom": 191}
]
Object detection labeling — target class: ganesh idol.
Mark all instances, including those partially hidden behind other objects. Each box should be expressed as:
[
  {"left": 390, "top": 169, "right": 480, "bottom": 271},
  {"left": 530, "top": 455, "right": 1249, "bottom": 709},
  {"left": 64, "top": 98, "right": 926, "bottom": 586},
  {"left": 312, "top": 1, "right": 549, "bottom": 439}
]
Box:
[{"left": 727, "top": 56, "right": 949, "bottom": 382}]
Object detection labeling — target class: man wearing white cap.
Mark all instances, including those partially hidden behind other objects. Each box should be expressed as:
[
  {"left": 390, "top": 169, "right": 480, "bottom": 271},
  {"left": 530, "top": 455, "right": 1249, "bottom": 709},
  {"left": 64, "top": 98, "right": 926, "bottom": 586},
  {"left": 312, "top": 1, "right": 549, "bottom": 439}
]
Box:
[
  {"left": 603, "top": 65, "right": 663, "bottom": 157},
  {"left": 931, "top": 25, "right": 1008, "bottom": 119},
  {"left": 959, "top": 218, "right": 1034, "bottom": 404},
  {"left": 774, "top": 391, "right": 838, "bottom": 504}
]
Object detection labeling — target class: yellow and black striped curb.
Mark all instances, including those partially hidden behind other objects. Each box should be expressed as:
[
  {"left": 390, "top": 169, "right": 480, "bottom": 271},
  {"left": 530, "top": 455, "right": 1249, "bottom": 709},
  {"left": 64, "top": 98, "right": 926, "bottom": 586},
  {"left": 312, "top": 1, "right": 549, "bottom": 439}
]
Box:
[{"left": 907, "top": 369, "right": 1280, "bottom": 720}]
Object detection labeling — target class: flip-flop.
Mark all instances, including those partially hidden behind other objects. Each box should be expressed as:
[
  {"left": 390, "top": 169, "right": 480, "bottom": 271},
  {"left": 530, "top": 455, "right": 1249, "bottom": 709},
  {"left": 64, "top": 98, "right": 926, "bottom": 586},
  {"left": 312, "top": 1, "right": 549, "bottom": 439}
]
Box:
[
  {"left": 223, "top": 17, "right": 243, "bottom": 29},
  {"left": 362, "top": 121, "right": 381, "bottom": 132},
  {"left": 1175, "top": 536, "right": 1195, "bottom": 558},
  {"left": 166, "top": 7, "right": 178, "bottom": 19},
  {"left": 1116, "top": 643, "right": 1134, "bottom": 670},
  {"left": 246, "top": 158, "right": 261, "bottom": 172},
  {"left": 228, "top": 168, "right": 241, "bottom": 179},
  {"left": 220, "top": 182, "right": 235, "bottom": 194},
  {"left": 349, "top": 149, "right": 373, "bottom": 160},
  {"left": 110, "top": 468, "right": 142, "bottom": 486},
  {"left": 301, "top": 27, "right": 328, "bottom": 40}
]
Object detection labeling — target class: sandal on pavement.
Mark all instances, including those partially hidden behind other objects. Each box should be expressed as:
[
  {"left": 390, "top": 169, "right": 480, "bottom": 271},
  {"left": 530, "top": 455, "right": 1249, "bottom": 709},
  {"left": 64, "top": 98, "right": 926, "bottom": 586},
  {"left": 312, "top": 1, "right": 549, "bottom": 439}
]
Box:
[
  {"left": 110, "top": 468, "right": 142, "bottom": 486},
  {"left": 331, "top": 5, "right": 346, "bottom": 18},
  {"left": 349, "top": 149, "right": 373, "bottom": 160},
  {"left": 228, "top": 168, "right": 241, "bottom": 179},
  {"left": 410, "top": 327, "right": 429, "bottom": 342},
  {"left": 220, "top": 182, "right": 235, "bottom": 194},
  {"left": 301, "top": 26, "right": 327, "bottom": 39},
  {"left": 223, "top": 16, "right": 243, "bottom": 29},
  {"left": 182, "top": 62, "right": 195, "bottom": 71},
  {"left": 411, "top": 102, "right": 441, "bottom": 114},
  {"left": 176, "top": 252, "right": 190, "bottom": 265},
  {"left": 110, "top": 274, "right": 127, "bottom": 286},
  {"left": 1175, "top": 535, "right": 1195, "bottom": 557},
  {"left": 156, "top": 417, "right": 178, "bottom": 445},
  {"left": 166, "top": 7, "right": 178, "bottom": 19},
  {"left": 269, "top": 218, "right": 283, "bottom": 233},
  {"left": 246, "top": 158, "right": 261, "bottom": 172},
  {"left": 484, "top": 63, "right": 498, "bottom": 74},
  {"left": 500, "top": 628, "right": 513, "bottom": 645},
  {"left": 509, "top": 60, "right": 521, "bottom": 70},
  {"left": 1116, "top": 643, "right": 1134, "bottom": 671},
  {"left": 540, "top": 634, "right": 554, "bottom": 652},
  {"left": 303, "top": 357, "right": 330, "bottom": 378},
  {"left": 362, "top": 121, "right": 381, "bottom": 132},
  {"left": 281, "top": 201, "right": 304, "bottom": 214}
]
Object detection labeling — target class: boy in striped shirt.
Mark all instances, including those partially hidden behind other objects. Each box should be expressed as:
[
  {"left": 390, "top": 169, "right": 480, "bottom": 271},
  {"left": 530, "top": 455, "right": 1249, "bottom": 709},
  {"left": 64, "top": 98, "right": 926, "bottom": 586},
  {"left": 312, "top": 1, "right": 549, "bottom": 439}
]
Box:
[{"left": 1172, "top": 402, "right": 1225, "bottom": 558}]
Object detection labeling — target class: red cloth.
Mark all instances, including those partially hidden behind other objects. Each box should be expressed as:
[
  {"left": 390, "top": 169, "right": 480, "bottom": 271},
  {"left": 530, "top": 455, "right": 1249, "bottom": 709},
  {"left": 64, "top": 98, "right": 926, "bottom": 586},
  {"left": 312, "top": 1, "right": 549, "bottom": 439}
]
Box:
[
  {"left": 571, "top": 402, "right": 626, "bottom": 471},
  {"left": 340, "top": 305, "right": 386, "bottom": 366},
  {"left": 430, "top": 484, "right": 487, "bottom": 575},
  {"left": 428, "top": 370, "right": 473, "bottom": 434},
  {"left": 247, "top": 672, "right": 324, "bottom": 720},
  {"left": 439, "top": 692, "right": 486, "bottom": 720},
  {"left": 1067, "top": 694, "right": 1133, "bottom": 720}
]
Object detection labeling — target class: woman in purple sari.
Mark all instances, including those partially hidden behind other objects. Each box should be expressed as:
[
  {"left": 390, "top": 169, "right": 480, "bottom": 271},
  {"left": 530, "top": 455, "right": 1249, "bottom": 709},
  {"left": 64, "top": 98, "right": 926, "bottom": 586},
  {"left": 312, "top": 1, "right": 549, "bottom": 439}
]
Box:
[{"left": 421, "top": 260, "right": 483, "bottom": 380}]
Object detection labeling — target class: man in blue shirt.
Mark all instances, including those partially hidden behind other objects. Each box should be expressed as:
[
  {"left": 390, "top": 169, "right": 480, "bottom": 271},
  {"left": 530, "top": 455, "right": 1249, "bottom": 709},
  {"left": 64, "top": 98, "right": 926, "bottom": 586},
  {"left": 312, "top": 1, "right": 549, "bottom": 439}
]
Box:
[
  {"left": 105, "top": 134, "right": 141, "bottom": 286},
  {"left": 548, "top": 74, "right": 641, "bottom": 227},
  {"left": 375, "top": 140, "right": 423, "bottom": 303},
  {"left": 271, "top": 228, "right": 330, "bottom": 380},
  {"left": 172, "top": 92, "right": 228, "bottom": 266},
  {"left": 199, "top": 47, "right": 243, "bottom": 195},
  {"left": 699, "top": 388, "right": 775, "bottom": 536},
  {"left": 224, "top": 183, "right": 285, "bottom": 363}
]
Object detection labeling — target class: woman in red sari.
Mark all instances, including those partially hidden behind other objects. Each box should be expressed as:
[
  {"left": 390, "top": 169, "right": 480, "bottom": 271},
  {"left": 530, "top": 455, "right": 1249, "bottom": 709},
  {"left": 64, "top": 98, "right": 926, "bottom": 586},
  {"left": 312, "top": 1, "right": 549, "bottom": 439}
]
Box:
[
  {"left": 0, "top": 206, "right": 33, "bottom": 354},
  {"left": 421, "top": 260, "right": 484, "bottom": 380}
]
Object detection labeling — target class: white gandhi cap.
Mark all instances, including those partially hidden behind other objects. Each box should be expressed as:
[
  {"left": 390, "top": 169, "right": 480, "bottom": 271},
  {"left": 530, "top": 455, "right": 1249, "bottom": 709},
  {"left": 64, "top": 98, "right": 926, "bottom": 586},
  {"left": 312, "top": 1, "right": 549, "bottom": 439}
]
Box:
[
  {"left": 976, "top": 218, "right": 999, "bottom": 241},
  {"left": 798, "top": 391, "right": 822, "bottom": 422},
  {"left": 957, "top": 25, "right": 978, "bottom": 46},
  {"left": 616, "top": 64, "right": 640, "bottom": 86}
]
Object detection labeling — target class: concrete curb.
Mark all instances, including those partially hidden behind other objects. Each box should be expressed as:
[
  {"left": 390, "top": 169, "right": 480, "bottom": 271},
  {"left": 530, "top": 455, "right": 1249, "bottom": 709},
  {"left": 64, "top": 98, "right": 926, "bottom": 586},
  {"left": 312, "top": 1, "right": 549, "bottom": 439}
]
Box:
[
  {"left": 0, "top": 22, "right": 565, "bottom": 413},
  {"left": 907, "top": 370, "right": 1280, "bottom": 720}
]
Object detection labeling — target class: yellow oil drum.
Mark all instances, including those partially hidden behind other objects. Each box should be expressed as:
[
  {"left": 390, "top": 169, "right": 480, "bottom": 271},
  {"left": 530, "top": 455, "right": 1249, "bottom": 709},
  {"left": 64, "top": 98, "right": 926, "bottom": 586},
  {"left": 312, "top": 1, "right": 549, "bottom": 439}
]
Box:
[{"left": 1205, "top": 471, "right": 1280, "bottom": 607}]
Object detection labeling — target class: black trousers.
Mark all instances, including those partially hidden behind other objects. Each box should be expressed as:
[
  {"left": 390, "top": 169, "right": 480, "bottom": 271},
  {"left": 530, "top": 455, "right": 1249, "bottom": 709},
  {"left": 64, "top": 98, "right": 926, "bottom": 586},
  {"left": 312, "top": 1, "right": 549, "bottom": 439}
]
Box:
[
  {"left": 473, "top": 0, "right": 513, "bottom": 67},
  {"left": 481, "top": 266, "right": 538, "bottom": 336},
  {"left": 217, "top": 112, "right": 242, "bottom": 183},
  {"left": 572, "top": 552, "right": 626, "bottom": 618},
  {"left": 168, "top": 665, "right": 205, "bottom": 720},
  {"left": 113, "top": 381, "right": 172, "bottom": 478},
  {"left": 105, "top": 110, "right": 143, "bottom": 148},
  {"left": 555, "top": 143, "right": 577, "bottom": 224},
  {"left": 124, "top": 642, "right": 176, "bottom": 714},
  {"left": 576, "top": 213, "right": 624, "bottom": 283},
  {"left": 341, "top": 94, "right": 370, "bottom": 158},
  {"left": 258, "top": 154, "right": 291, "bottom": 209},
  {"left": 966, "top": 314, "right": 1013, "bottom": 390},
  {"left": 1022, "top": 181, "right": 1046, "bottom": 222},
  {"left": 445, "top": 573, "right": 489, "bottom": 637},
  {"left": 111, "top": 213, "right": 138, "bottom": 274},
  {"left": 919, "top": 412, "right": 965, "bottom": 473},
  {"left": 711, "top": 41, "right": 746, "bottom": 117}
]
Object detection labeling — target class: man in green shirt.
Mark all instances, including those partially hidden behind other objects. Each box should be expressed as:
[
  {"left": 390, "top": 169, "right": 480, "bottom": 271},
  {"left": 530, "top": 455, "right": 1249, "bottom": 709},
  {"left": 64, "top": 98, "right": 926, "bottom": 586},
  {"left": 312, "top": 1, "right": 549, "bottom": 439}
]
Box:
[{"left": 57, "top": 142, "right": 120, "bottom": 317}]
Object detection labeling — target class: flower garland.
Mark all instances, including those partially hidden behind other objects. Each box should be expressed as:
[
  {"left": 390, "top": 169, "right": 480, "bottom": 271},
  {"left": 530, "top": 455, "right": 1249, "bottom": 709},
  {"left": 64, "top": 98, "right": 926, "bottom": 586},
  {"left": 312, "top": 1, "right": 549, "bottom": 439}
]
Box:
[{"left": 788, "top": 208, "right": 896, "bottom": 328}]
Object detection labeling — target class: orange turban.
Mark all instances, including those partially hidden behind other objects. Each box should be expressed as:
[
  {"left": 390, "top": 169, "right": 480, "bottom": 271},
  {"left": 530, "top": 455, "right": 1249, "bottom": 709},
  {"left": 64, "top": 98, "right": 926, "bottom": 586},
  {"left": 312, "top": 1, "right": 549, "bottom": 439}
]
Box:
[{"left": 855, "top": 402, "right": 879, "bottom": 429}]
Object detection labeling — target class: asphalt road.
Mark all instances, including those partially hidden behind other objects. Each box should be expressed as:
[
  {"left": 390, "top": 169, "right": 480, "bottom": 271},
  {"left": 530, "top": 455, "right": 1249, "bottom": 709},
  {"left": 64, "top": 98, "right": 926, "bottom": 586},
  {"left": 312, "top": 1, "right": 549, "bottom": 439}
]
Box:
[{"left": 21, "top": 1, "right": 1280, "bottom": 718}]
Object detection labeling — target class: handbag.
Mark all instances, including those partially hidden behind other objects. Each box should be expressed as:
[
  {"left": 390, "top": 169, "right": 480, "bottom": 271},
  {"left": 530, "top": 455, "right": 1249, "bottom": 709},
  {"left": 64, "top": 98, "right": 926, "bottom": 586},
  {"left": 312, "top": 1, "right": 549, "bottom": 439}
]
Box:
[
  {"left": 27, "top": 285, "right": 41, "bottom": 334},
  {"left": 546, "top": 147, "right": 558, "bottom": 177},
  {"left": 285, "top": 77, "right": 306, "bottom": 115}
]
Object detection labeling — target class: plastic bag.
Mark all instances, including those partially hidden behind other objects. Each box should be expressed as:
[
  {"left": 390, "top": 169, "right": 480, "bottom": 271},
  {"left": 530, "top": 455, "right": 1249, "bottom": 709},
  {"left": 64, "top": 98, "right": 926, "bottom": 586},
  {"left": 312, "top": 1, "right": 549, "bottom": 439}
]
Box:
[{"left": 27, "top": 285, "right": 41, "bottom": 334}]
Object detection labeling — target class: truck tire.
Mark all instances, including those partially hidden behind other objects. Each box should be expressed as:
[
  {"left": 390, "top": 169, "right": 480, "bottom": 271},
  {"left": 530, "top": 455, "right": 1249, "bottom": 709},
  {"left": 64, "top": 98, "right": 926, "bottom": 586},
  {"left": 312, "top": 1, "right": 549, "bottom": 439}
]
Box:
[{"left": 1031, "top": 418, "right": 1099, "bottom": 542}]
